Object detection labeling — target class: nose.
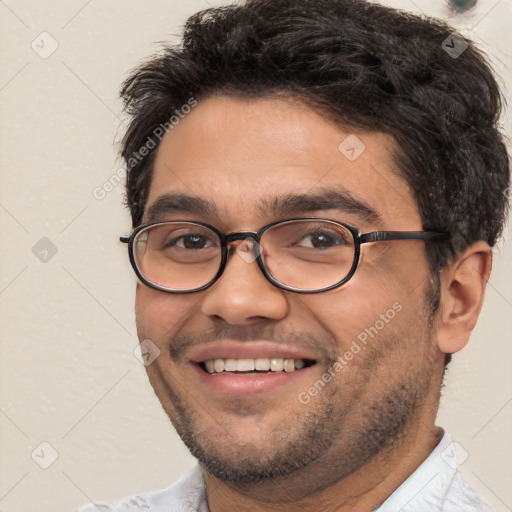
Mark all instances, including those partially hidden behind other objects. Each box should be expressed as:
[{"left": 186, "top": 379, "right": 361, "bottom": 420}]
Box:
[{"left": 200, "top": 239, "right": 289, "bottom": 325}]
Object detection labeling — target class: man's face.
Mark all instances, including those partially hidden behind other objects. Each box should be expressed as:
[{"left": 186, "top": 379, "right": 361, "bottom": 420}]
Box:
[{"left": 135, "top": 96, "right": 444, "bottom": 488}]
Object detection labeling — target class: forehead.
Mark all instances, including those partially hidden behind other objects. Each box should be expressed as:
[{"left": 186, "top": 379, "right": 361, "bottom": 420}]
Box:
[{"left": 148, "top": 95, "right": 421, "bottom": 230}]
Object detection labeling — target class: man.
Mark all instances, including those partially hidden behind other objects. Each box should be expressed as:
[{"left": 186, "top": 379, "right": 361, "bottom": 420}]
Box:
[{"left": 80, "top": 0, "right": 510, "bottom": 510}]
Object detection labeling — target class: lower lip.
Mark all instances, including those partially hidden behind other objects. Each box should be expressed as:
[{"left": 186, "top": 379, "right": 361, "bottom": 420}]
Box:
[{"left": 191, "top": 363, "right": 315, "bottom": 396}]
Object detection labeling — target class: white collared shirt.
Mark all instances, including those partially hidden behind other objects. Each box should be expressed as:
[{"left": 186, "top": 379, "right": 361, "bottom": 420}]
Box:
[{"left": 77, "top": 432, "right": 494, "bottom": 511}]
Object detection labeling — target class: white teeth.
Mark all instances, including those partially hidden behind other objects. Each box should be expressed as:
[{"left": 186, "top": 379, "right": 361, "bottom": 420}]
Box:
[
  {"left": 203, "top": 357, "right": 308, "bottom": 374},
  {"left": 284, "top": 359, "right": 295, "bottom": 372},
  {"left": 270, "top": 358, "right": 284, "bottom": 372},
  {"left": 225, "top": 358, "right": 237, "bottom": 371},
  {"left": 255, "top": 358, "right": 270, "bottom": 371},
  {"left": 236, "top": 359, "right": 255, "bottom": 371}
]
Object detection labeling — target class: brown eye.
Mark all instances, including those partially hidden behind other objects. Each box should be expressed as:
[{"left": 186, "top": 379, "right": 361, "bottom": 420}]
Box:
[{"left": 167, "top": 233, "right": 216, "bottom": 250}]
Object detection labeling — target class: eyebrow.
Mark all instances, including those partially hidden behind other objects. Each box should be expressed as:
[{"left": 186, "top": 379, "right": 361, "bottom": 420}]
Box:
[
  {"left": 144, "top": 188, "right": 380, "bottom": 224},
  {"left": 145, "top": 193, "right": 219, "bottom": 222},
  {"left": 262, "top": 188, "right": 381, "bottom": 224}
]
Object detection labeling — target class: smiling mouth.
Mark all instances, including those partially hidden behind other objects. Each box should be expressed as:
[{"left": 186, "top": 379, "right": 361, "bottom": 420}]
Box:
[{"left": 199, "top": 358, "right": 316, "bottom": 374}]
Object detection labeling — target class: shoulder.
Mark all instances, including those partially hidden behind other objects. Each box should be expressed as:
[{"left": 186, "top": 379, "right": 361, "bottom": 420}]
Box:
[
  {"left": 442, "top": 470, "right": 495, "bottom": 512},
  {"left": 76, "top": 465, "right": 207, "bottom": 512},
  {"left": 377, "top": 432, "right": 495, "bottom": 512}
]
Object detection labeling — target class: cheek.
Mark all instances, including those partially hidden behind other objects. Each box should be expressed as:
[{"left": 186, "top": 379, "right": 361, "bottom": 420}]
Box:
[
  {"left": 298, "top": 265, "right": 424, "bottom": 350},
  {"left": 302, "top": 281, "right": 394, "bottom": 339},
  {"left": 135, "top": 285, "right": 198, "bottom": 342}
]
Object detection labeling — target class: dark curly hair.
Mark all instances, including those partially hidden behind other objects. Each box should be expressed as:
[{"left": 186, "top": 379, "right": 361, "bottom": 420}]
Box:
[{"left": 120, "top": 0, "right": 510, "bottom": 274}]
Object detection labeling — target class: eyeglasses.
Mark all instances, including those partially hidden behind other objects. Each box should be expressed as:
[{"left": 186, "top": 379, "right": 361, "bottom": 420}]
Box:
[{"left": 120, "top": 218, "right": 449, "bottom": 294}]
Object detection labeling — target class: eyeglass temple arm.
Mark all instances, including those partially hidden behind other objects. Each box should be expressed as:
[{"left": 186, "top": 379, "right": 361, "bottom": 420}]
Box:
[
  {"left": 120, "top": 236, "right": 130, "bottom": 244},
  {"left": 360, "top": 231, "right": 450, "bottom": 244}
]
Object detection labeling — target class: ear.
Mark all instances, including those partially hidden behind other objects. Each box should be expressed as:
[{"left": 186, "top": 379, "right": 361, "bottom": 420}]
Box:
[{"left": 436, "top": 241, "right": 492, "bottom": 354}]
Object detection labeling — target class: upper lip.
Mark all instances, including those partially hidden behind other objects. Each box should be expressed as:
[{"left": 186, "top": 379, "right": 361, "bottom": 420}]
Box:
[{"left": 188, "top": 341, "right": 318, "bottom": 363}]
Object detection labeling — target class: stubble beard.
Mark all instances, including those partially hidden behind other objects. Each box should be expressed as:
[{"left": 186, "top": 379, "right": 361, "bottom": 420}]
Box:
[{"left": 149, "top": 325, "right": 437, "bottom": 498}]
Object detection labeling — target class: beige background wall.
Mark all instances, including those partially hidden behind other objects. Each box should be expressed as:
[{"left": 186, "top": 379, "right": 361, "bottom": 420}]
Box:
[{"left": 0, "top": 1, "right": 510, "bottom": 510}]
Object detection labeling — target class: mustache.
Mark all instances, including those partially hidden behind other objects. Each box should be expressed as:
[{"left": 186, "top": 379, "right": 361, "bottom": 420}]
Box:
[{"left": 168, "top": 324, "right": 333, "bottom": 364}]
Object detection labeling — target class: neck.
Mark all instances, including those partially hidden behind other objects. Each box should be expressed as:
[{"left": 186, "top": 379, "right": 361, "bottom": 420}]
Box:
[{"left": 203, "top": 419, "right": 443, "bottom": 512}]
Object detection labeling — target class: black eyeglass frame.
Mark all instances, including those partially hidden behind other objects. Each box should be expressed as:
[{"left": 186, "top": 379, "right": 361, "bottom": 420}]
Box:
[{"left": 120, "top": 218, "right": 450, "bottom": 295}]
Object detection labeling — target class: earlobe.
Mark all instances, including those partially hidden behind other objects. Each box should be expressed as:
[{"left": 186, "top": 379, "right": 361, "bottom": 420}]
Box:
[{"left": 436, "top": 241, "right": 492, "bottom": 354}]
